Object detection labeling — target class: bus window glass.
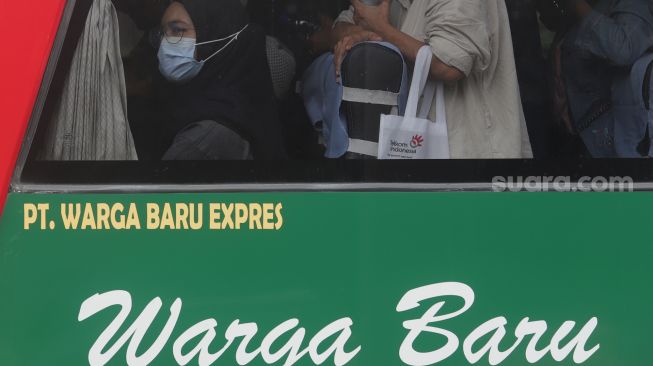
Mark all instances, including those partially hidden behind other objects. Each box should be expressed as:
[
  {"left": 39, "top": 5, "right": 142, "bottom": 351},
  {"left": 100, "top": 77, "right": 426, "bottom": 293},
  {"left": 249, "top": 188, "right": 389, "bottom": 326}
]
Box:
[{"left": 17, "top": 0, "right": 653, "bottom": 187}]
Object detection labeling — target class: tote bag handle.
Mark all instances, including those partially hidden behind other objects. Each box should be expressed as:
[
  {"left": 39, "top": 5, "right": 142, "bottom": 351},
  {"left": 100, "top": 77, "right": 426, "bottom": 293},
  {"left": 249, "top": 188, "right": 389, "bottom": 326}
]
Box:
[
  {"left": 404, "top": 46, "right": 433, "bottom": 119},
  {"left": 406, "top": 46, "right": 446, "bottom": 126},
  {"left": 424, "top": 82, "right": 446, "bottom": 126}
]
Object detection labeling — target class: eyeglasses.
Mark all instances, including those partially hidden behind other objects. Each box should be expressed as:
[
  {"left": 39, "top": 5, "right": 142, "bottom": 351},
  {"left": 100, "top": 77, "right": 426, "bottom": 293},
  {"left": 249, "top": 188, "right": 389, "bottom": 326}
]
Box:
[{"left": 149, "top": 21, "right": 196, "bottom": 48}]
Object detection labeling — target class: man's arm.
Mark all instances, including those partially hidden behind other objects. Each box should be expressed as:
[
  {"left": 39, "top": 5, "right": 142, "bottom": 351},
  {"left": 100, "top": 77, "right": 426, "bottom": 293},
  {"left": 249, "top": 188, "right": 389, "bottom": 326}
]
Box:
[
  {"left": 333, "top": 22, "right": 364, "bottom": 44},
  {"left": 332, "top": 5, "right": 364, "bottom": 42},
  {"left": 334, "top": 0, "right": 464, "bottom": 82},
  {"left": 372, "top": 21, "right": 465, "bottom": 82},
  {"left": 331, "top": 6, "right": 383, "bottom": 78},
  {"left": 570, "top": 0, "right": 653, "bottom": 66},
  {"left": 332, "top": 22, "right": 383, "bottom": 77}
]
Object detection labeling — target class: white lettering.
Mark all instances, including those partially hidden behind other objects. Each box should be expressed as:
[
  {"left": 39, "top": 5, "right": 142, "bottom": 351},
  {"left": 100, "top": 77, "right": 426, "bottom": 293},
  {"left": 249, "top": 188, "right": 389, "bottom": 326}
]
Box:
[
  {"left": 78, "top": 285, "right": 599, "bottom": 366},
  {"left": 78, "top": 291, "right": 180, "bottom": 366},
  {"left": 79, "top": 291, "right": 360, "bottom": 366},
  {"left": 396, "top": 283, "right": 600, "bottom": 365},
  {"left": 396, "top": 282, "right": 475, "bottom": 365}
]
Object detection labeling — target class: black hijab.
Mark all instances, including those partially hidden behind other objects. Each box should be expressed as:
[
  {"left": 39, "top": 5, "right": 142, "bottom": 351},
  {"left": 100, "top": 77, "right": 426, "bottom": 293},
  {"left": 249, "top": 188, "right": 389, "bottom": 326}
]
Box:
[{"left": 163, "top": 0, "right": 286, "bottom": 159}]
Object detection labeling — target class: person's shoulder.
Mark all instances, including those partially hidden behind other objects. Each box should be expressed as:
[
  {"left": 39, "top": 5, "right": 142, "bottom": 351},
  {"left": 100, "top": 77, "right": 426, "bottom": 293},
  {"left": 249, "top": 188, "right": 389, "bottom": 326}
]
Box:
[
  {"left": 610, "top": 0, "right": 653, "bottom": 22},
  {"left": 334, "top": 5, "right": 355, "bottom": 25}
]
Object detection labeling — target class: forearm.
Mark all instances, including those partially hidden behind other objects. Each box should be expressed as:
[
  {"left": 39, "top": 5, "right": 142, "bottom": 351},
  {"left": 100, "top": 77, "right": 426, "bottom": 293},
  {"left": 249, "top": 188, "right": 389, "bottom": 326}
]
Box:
[
  {"left": 333, "top": 22, "right": 365, "bottom": 44},
  {"left": 575, "top": 11, "right": 653, "bottom": 65},
  {"left": 375, "top": 23, "right": 464, "bottom": 82}
]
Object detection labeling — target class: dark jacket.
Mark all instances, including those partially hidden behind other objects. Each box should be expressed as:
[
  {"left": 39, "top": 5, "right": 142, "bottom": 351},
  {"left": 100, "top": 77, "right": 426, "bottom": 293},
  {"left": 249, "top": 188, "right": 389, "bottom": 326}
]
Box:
[{"left": 164, "top": 0, "right": 287, "bottom": 159}]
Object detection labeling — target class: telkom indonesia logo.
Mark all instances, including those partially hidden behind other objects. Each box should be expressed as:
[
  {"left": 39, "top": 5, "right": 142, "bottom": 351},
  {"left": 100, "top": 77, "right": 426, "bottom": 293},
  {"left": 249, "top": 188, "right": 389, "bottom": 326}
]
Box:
[{"left": 410, "top": 135, "right": 424, "bottom": 148}]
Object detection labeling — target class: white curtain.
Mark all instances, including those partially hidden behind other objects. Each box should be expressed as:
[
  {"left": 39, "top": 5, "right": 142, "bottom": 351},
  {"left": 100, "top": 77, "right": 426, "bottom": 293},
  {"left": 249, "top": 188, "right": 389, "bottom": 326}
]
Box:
[{"left": 43, "top": 0, "right": 138, "bottom": 160}]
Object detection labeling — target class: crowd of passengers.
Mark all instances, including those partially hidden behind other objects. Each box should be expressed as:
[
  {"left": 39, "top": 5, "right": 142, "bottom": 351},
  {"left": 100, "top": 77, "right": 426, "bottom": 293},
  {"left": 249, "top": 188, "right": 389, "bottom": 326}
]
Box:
[{"left": 109, "top": 0, "right": 653, "bottom": 160}]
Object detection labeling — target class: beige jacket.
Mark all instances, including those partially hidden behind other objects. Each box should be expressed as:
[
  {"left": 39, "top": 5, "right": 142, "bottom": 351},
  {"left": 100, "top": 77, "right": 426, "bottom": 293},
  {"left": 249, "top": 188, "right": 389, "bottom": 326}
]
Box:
[{"left": 336, "top": 0, "right": 533, "bottom": 159}]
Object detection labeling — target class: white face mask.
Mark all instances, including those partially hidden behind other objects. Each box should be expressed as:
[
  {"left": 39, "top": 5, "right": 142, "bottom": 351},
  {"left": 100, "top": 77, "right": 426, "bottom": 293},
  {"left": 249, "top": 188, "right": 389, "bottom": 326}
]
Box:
[{"left": 157, "top": 24, "right": 249, "bottom": 83}]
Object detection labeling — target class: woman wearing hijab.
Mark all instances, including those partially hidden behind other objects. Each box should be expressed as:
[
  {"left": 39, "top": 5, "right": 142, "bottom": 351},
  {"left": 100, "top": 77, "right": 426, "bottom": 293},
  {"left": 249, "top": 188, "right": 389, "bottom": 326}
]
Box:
[{"left": 156, "top": 0, "right": 286, "bottom": 160}]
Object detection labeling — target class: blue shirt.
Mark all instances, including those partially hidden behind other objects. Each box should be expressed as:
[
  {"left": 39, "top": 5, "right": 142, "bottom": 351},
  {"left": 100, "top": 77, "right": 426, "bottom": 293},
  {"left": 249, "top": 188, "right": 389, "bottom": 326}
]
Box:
[{"left": 562, "top": 0, "right": 653, "bottom": 157}]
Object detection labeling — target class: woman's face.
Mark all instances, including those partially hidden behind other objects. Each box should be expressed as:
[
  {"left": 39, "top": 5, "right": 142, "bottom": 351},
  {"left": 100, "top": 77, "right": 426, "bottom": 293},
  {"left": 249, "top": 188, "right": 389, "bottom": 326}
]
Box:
[{"left": 161, "top": 2, "right": 197, "bottom": 40}]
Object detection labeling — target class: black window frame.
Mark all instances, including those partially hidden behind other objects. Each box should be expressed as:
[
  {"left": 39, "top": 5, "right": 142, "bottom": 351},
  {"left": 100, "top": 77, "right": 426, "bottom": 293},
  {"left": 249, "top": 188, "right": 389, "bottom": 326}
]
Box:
[{"left": 11, "top": 0, "right": 653, "bottom": 193}]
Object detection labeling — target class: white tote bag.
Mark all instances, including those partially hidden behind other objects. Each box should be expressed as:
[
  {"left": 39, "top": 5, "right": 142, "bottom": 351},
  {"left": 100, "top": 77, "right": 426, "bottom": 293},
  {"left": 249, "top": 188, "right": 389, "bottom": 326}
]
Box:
[{"left": 378, "top": 46, "right": 449, "bottom": 159}]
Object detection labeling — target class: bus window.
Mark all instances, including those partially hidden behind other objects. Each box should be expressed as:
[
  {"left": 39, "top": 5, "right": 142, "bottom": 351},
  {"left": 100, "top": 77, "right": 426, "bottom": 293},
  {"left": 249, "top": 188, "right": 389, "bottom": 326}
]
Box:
[{"left": 13, "top": 0, "right": 653, "bottom": 189}]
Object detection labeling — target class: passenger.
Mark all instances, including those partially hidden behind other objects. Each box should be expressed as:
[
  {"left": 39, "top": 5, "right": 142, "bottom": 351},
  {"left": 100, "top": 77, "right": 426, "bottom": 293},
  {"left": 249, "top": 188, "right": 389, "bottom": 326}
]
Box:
[
  {"left": 156, "top": 0, "right": 286, "bottom": 160},
  {"left": 306, "top": 1, "right": 353, "bottom": 56},
  {"left": 538, "top": 0, "right": 653, "bottom": 158},
  {"left": 308, "top": 15, "right": 338, "bottom": 56},
  {"left": 332, "top": 0, "right": 533, "bottom": 159}
]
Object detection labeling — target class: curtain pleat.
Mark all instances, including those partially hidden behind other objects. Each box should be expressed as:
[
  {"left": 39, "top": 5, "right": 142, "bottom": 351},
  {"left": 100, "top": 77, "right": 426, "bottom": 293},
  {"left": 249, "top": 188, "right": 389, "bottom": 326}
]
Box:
[{"left": 43, "top": 0, "right": 138, "bottom": 161}]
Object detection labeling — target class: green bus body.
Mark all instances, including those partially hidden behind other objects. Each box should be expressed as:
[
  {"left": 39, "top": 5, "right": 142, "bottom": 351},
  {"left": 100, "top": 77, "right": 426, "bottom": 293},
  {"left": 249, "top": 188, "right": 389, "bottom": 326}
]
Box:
[{"left": 0, "top": 192, "right": 649, "bottom": 365}]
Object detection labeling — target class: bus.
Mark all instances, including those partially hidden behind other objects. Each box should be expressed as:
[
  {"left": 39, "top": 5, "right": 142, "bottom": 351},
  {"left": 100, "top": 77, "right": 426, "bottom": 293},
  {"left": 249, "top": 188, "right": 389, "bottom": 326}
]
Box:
[{"left": 1, "top": 0, "right": 652, "bottom": 365}]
